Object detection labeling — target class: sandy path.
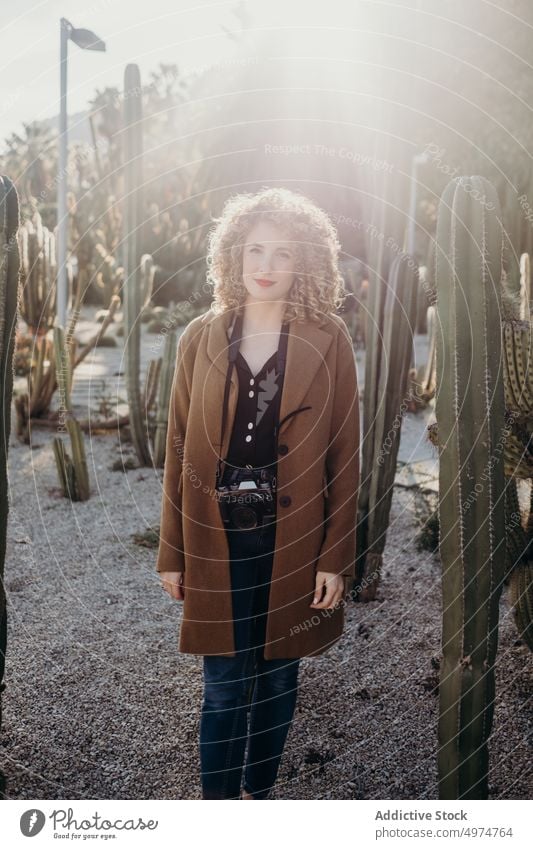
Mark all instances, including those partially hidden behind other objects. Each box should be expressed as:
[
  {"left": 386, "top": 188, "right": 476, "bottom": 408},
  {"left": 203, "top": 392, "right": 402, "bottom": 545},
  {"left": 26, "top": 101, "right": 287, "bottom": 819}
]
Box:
[{"left": 2, "top": 425, "right": 531, "bottom": 800}]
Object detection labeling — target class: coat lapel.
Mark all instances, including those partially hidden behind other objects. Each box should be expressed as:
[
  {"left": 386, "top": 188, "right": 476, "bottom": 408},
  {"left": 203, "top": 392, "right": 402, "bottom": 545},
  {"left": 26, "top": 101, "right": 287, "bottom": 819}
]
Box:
[{"left": 204, "top": 309, "right": 334, "bottom": 449}]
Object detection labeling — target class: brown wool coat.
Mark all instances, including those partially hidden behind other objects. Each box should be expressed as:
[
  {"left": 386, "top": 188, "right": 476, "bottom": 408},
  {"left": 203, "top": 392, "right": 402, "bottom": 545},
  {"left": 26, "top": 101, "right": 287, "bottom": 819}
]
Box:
[{"left": 155, "top": 306, "right": 360, "bottom": 659}]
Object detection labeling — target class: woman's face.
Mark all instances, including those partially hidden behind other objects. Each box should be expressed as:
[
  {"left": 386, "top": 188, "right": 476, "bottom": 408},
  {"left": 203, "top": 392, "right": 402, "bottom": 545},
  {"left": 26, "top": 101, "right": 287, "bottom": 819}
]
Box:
[{"left": 240, "top": 220, "right": 297, "bottom": 306}]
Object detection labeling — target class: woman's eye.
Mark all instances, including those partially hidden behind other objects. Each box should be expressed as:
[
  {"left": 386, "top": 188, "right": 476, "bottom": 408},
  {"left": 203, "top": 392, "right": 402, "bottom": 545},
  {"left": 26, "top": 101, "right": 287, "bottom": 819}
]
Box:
[{"left": 249, "top": 246, "right": 261, "bottom": 253}]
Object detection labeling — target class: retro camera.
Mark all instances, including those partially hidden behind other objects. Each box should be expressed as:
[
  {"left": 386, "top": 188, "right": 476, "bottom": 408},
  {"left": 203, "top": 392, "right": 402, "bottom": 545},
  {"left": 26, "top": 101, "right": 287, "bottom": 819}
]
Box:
[{"left": 216, "top": 465, "right": 276, "bottom": 530}]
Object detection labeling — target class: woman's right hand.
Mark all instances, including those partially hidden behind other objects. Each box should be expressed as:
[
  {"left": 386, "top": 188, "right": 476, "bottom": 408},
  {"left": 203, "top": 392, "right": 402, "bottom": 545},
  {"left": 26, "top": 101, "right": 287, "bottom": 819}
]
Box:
[{"left": 159, "top": 571, "right": 185, "bottom": 601}]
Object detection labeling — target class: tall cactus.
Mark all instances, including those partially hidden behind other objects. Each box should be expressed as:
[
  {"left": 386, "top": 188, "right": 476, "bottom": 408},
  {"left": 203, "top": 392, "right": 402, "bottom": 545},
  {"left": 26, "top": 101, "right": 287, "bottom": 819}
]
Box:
[
  {"left": 435, "top": 175, "right": 507, "bottom": 799},
  {"left": 357, "top": 140, "right": 415, "bottom": 599},
  {"left": 123, "top": 63, "right": 151, "bottom": 465},
  {"left": 0, "top": 175, "right": 20, "bottom": 797},
  {"left": 357, "top": 251, "right": 418, "bottom": 598}
]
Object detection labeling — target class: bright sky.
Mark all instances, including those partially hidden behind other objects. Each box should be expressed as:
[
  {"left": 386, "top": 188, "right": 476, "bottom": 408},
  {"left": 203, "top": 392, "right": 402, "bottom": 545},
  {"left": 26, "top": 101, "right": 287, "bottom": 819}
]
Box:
[
  {"left": 0, "top": 0, "right": 255, "bottom": 139},
  {"left": 0, "top": 0, "right": 412, "bottom": 143}
]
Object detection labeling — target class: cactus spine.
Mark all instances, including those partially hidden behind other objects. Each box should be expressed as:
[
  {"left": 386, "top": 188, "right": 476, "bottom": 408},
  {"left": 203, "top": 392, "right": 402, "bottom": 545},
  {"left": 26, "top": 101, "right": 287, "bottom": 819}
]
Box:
[{"left": 435, "top": 175, "right": 506, "bottom": 799}]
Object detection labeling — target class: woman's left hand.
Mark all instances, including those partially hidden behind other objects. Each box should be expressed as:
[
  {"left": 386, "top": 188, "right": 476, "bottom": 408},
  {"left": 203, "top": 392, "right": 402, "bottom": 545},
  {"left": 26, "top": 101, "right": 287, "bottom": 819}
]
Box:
[{"left": 310, "top": 571, "right": 350, "bottom": 610}]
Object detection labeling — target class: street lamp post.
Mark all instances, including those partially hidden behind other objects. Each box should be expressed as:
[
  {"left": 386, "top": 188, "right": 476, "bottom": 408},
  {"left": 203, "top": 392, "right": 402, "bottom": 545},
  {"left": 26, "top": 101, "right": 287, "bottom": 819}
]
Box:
[{"left": 57, "top": 17, "right": 105, "bottom": 330}]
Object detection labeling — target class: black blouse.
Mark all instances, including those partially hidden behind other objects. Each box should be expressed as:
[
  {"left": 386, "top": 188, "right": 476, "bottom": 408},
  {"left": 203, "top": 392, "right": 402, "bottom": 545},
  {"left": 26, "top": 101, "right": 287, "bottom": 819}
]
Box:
[{"left": 221, "top": 342, "right": 286, "bottom": 482}]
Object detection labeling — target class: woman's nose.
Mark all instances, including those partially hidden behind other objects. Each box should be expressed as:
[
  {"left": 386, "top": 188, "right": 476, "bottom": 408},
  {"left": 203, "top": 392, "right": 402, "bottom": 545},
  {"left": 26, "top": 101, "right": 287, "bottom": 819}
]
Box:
[{"left": 258, "top": 254, "right": 273, "bottom": 273}]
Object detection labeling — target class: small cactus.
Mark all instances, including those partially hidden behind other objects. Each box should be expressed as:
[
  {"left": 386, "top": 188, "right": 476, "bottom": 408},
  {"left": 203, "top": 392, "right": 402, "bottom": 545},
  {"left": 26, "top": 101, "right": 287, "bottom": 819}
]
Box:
[
  {"left": 51, "top": 325, "right": 90, "bottom": 501},
  {"left": 153, "top": 329, "right": 177, "bottom": 467},
  {"left": 18, "top": 211, "right": 57, "bottom": 335}
]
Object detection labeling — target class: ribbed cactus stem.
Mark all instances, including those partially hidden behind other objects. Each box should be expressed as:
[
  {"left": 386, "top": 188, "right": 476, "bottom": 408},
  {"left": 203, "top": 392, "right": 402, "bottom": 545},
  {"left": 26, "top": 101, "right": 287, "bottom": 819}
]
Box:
[
  {"left": 123, "top": 63, "right": 151, "bottom": 465},
  {"left": 357, "top": 155, "right": 414, "bottom": 597},
  {"left": 18, "top": 212, "right": 57, "bottom": 335},
  {"left": 362, "top": 252, "right": 418, "bottom": 596},
  {"left": 66, "top": 418, "right": 90, "bottom": 501},
  {"left": 504, "top": 477, "right": 527, "bottom": 577},
  {"left": 153, "top": 328, "right": 177, "bottom": 467},
  {"left": 53, "top": 325, "right": 72, "bottom": 411},
  {"left": 52, "top": 325, "right": 89, "bottom": 501},
  {"left": 0, "top": 175, "right": 20, "bottom": 790},
  {"left": 435, "top": 175, "right": 507, "bottom": 800}
]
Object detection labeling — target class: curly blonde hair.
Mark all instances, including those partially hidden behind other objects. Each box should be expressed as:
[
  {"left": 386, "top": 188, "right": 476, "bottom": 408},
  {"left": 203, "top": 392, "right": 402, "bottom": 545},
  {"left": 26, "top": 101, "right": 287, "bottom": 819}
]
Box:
[{"left": 205, "top": 187, "right": 347, "bottom": 324}]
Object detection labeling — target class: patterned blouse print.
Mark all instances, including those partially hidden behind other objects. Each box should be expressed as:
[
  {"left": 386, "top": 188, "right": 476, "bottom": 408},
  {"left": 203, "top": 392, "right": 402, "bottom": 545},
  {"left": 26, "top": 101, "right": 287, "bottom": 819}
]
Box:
[{"left": 221, "top": 346, "right": 285, "bottom": 478}]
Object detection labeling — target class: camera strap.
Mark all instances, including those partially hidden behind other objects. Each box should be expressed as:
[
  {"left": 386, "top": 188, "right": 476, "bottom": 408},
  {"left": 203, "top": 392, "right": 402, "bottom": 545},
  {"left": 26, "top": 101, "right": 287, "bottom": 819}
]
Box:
[{"left": 216, "top": 310, "right": 289, "bottom": 485}]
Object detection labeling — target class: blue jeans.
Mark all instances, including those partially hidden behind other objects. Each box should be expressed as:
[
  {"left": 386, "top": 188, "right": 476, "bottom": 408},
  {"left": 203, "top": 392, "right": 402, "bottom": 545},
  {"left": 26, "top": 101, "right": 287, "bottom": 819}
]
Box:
[{"left": 200, "top": 520, "right": 300, "bottom": 799}]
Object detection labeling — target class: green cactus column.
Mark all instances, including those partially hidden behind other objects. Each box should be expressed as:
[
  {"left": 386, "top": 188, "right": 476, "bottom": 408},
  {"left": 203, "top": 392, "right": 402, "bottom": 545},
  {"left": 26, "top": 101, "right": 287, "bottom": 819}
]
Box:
[
  {"left": 435, "top": 175, "right": 507, "bottom": 799},
  {"left": 123, "top": 63, "right": 151, "bottom": 465},
  {"left": 153, "top": 328, "right": 177, "bottom": 468},
  {"left": 361, "top": 251, "right": 418, "bottom": 598},
  {"left": 357, "top": 140, "right": 415, "bottom": 599},
  {"left": 0, "top": 175, "right": 20, "bottom": 797}
]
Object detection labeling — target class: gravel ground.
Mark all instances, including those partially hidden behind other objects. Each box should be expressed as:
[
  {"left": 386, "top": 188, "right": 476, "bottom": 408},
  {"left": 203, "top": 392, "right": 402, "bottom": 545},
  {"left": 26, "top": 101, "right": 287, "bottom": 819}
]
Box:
[{"left": 2, "top": 428, "right": 532, "bottom": 800}]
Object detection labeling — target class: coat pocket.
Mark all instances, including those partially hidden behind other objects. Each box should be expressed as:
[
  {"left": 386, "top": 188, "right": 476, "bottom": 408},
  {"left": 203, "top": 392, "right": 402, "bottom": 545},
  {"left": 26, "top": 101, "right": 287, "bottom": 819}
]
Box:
[{"left": 322, "top": 473, "right": 329, "bottom": 499}]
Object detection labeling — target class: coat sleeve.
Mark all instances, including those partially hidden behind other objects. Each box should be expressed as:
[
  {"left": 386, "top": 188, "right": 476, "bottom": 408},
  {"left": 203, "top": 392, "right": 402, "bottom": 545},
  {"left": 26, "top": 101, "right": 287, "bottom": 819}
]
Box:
[
  {"left": 155, "top": 330, "right": 191, "bottom": 574},
  {"left": 314, "top": 324, "right": 360, "bottom": 578}
]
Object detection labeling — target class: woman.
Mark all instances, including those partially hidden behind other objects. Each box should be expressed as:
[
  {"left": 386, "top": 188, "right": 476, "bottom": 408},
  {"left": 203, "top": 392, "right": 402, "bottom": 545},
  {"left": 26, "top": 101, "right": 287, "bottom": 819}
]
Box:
[{"left": 156, "top": 187, "right": 360, "bottom": 800}]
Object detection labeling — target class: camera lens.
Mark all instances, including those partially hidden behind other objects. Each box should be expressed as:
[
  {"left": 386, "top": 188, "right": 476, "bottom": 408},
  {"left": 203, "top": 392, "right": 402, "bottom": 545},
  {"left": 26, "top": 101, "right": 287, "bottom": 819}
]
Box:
[{"left": 232, "top": 505, "right": 258, "bottom": 530}]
